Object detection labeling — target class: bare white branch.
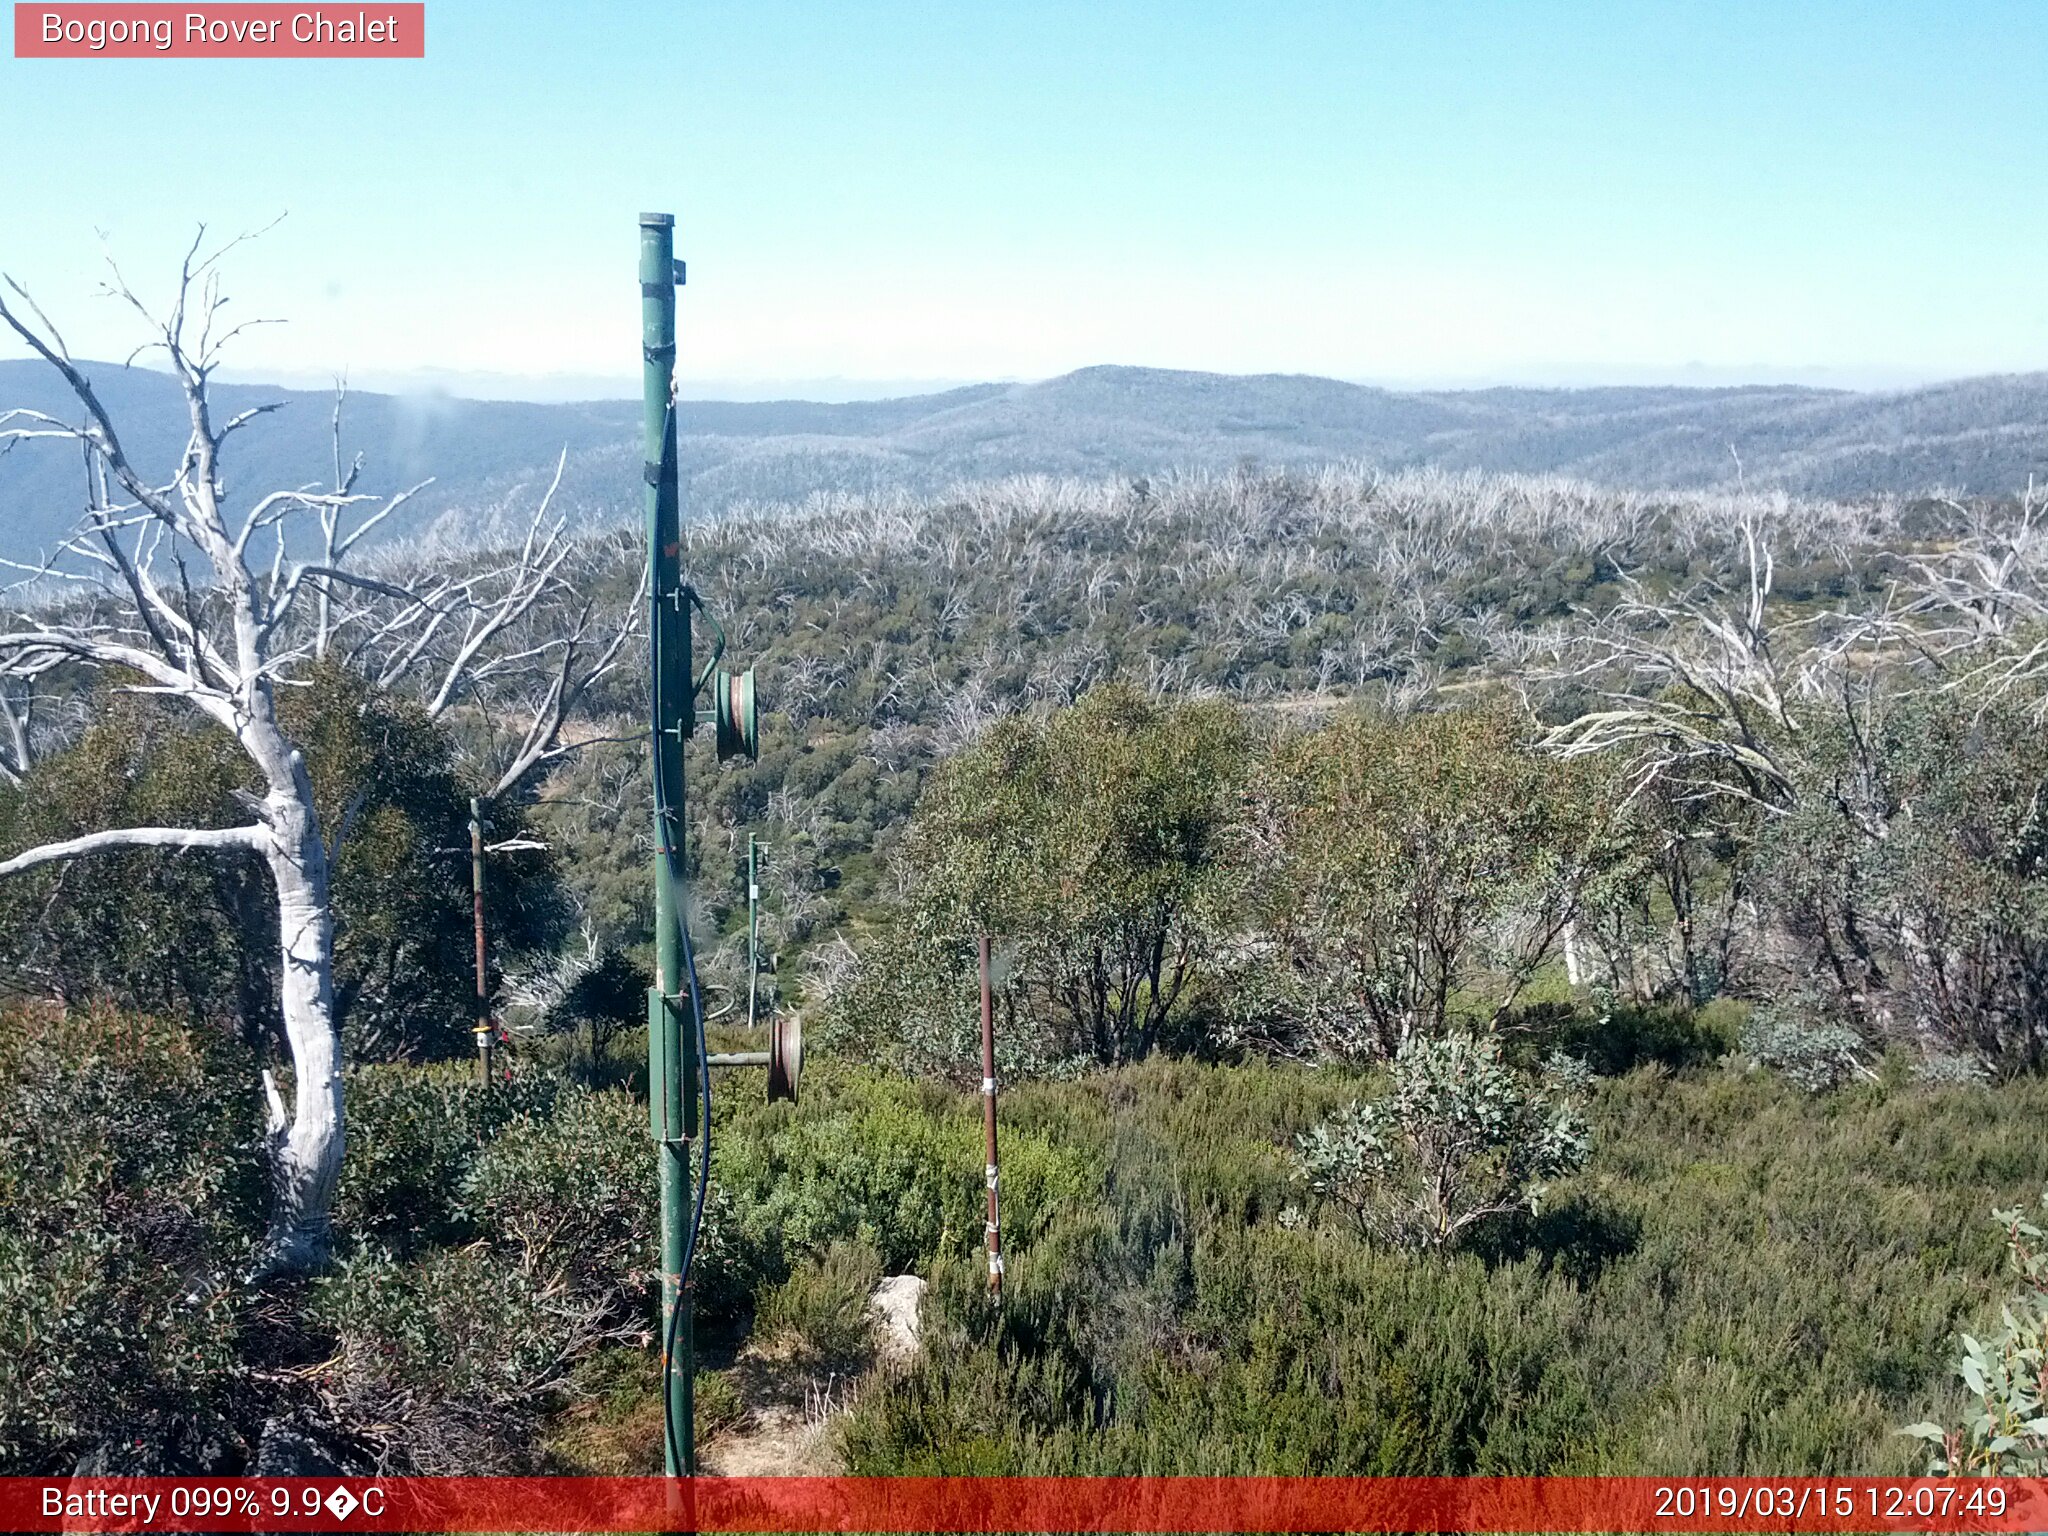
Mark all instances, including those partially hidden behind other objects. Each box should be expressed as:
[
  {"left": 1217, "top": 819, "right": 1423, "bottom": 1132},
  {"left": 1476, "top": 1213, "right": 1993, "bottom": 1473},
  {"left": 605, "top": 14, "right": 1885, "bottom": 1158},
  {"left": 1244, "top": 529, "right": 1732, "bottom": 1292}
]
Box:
[{"left": 0, "top": 821, "right": 266, "bottom": 877}]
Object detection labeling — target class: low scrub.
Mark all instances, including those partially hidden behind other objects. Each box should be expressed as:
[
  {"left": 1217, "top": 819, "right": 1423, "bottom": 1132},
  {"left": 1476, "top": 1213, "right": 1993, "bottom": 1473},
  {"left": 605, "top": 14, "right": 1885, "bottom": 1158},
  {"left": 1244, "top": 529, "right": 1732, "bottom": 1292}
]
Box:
[
  {"left": 334, "top": 1062, "right": 559, "bottom": 1253},
  {"left": 754, "top": 1239, "right": 884, "bottom": 1370},
  {"left": 1904, "top": 1194, "right": 2048, "bottom": 1473},
  {"left": 0, "top": 1004, "right": 263, "bottom": 1474},
  {"left": 842, "top": 1055, "right": 2048, "bottom": 1475},
  {"left": 14, "top": 1002, "right": 2048, "bottom": 1479}
]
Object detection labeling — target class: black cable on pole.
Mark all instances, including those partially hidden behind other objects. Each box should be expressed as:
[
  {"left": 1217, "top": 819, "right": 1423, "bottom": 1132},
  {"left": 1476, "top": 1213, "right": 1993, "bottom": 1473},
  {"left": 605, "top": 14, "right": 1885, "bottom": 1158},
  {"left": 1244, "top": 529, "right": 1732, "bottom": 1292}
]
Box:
[
  {"left": 651, "top": 397, "right": 713, "bottom": 1478},
  {"left": 653, "top": 736, "right": 713, "bottom": 1476},
  {"left": 655, "top": 828, "right": 712, "bottom": 1476}
]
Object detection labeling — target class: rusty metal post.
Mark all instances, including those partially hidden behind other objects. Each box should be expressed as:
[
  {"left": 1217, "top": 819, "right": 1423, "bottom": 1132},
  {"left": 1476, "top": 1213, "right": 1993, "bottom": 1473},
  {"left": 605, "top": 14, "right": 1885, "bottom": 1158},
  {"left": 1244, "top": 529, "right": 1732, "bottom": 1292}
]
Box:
[
  {"left": 747, "top": 833, "right": 760, "bottom": 1030},
  {"left": 469, "top": 796, "right": 493, "bottom": 1085},
  {"left": 980, "top": 933, "right": 1002, "bottom": 1295}
]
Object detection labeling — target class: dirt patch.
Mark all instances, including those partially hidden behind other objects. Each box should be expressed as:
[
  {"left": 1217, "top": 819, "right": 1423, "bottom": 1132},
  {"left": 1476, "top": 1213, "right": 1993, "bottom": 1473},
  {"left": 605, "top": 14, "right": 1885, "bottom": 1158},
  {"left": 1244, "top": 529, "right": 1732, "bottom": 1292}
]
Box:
[
  {"left": 698, "top": 1340, "right": 862, "bottom": 1476},
  {"left": 699, "top": 1275, "right": 926, "bottom": 1476}
]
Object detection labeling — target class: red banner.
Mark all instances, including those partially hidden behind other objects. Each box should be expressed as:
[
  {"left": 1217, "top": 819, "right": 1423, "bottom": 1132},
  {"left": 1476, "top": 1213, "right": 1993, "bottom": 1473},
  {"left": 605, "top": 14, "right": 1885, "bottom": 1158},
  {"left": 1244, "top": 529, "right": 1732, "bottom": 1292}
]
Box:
[
  {"left": 3, "top": 1476, "right": 2047, "bottom": 1533},
  {"left": 13, "top": 4, "right": 423, "bottom": 57}
]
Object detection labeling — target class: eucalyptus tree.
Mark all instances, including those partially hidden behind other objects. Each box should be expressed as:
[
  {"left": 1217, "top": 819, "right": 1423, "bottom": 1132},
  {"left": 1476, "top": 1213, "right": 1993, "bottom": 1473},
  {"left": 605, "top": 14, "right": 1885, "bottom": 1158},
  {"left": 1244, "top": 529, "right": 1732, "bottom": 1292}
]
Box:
[
  {"left": 894, "top": 682, "right": 1250, "bottom": 1065},
  {"left": 1245, "top": 704, "right": 1623, "bottom": 1059},
  {"left": 0, "top": 234, "right": 634, "bottom": 1272}
]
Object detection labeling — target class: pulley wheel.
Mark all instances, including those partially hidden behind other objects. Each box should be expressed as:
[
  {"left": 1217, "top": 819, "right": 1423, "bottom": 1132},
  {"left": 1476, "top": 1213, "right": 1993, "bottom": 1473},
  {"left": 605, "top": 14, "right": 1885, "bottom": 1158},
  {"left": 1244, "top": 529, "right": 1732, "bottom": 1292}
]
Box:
[
  {"left": 767, "top": 1011, "right": 802, "bottom": 1104},
  {"left": 713, "top": 667, "right": 758, "bottom": 763}
]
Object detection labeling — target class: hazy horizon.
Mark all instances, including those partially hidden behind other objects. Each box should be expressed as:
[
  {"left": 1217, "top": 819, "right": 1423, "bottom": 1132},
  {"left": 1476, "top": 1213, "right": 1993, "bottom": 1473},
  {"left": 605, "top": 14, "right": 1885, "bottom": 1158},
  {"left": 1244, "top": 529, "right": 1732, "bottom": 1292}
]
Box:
[
  {"left": 5, "top": 3, "right": 2044, "bottom": 391},
  {"left": 199, "top": 358, "right": 1976, "bottom": 407}
]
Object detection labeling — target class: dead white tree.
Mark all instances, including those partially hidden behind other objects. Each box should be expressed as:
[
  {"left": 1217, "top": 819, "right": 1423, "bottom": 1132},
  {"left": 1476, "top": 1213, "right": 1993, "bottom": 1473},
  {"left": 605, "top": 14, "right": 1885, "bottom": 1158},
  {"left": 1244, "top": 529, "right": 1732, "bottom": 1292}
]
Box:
[
  {"left": 1540, "top": 514, "right": 1813, "bottom": 815},
  {"left": 0, "top": 679, "right": 36, "bottom": 784},
  {"left": 323, "top": 463, "right": 644, "bottom": 800},
  {"left": 0, "top": 232, "right": 634, "bottom": 1273},
  {"left": 1888, "top": 484, "right": 2048, "bottom": 712}
]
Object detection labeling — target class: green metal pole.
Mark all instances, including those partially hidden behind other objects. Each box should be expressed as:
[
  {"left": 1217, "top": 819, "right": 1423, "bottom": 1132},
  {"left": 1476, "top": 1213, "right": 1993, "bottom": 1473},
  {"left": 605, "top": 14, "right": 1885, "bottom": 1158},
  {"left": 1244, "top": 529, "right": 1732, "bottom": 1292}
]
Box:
[{"left": 641, "top": 210, "right": 695, "bottom": 1478}]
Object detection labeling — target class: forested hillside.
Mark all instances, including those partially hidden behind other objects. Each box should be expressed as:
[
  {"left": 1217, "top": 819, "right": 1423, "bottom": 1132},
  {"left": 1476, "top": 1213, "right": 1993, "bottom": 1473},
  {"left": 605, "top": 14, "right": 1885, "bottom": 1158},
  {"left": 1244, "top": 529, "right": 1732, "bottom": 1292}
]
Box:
[
  {"left": 9, "top": 459, "right": 2048, "bottom": 1478},
  {"left": 11, "top": 359, "right": 2048, "bottom": 564}
]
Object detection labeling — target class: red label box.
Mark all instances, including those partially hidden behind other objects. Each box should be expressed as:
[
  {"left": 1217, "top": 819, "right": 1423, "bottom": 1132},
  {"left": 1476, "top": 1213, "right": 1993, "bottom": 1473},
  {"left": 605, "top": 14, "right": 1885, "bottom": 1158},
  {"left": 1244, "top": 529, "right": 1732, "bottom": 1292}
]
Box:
[
  {"left": 3, "top": 1476, "right": 2048, "bottom": 1533},
  {"left": 14, "top": 3, "right": 424, "bottom": 57}
]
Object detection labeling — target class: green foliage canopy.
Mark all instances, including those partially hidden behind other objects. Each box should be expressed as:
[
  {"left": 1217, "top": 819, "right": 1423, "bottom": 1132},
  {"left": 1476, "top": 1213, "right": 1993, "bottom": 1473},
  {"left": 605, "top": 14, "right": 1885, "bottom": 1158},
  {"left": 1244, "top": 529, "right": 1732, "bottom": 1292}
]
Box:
[
  {"left": 0, "top": 666, "right": 568, "bottom": 1060},
  {"left": 1245, "top": 706, "right": 1625, "bottom": 1058},
  {"left": 850, "top": 683, "right": 1252, "bottom": 1068}
]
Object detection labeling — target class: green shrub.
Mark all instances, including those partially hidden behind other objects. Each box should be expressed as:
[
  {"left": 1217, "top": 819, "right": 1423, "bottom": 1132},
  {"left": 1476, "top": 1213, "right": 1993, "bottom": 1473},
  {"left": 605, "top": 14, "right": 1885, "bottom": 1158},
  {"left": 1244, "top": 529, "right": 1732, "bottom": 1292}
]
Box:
[
  {"left": 461, "top": 1087, "right": 653, "bottom": 1287},
  {"left": 315, "top": 1243, "right": 572, "bottom": 1406},
  {"left": 334, "top": 1062, "right": 558, "bottom": 1252},
  {"left": 0, "top": 704, "right": 251, "bottom": 1031},
  {"left": 755, "top": 1238, "right": 884, "bottom": 1369},
  {"left": 695, "top": 1370, "right": 745, "bottom": 1442},
  {"left": 715, "top": 1068, "right": 979, "bottom": 1277},
  {"left": 1914, "top": 1051, "right": 1993, "bottom": 1087},
  {"left": 1903, "top": 1193, "right": 2048, "bottom": 1473},
  {"left": 1295, "top": 1032, "right": 1590, "bottom": 1251},
  {"left": 310, "top": 1242, "right": 595, "bottom": 1470},
  {"left": 0, "top": 1005, "right": 262, "bottom": 1473},
  {"left": 313, "top": 1075, "right": 787, "bottom": 1466},
  {"left": 315, "top": 1080, "right": 689, "bottom": 1469},
  {"left": 1741, "top": 1000, "right": 1872, "bottom": 1094},
  {"left": 985, "top": 1123, "right": 1097, "bottom": 1251},
  {"left": 702, "top": 1063, "right": 1096, "bottom": 1327}
]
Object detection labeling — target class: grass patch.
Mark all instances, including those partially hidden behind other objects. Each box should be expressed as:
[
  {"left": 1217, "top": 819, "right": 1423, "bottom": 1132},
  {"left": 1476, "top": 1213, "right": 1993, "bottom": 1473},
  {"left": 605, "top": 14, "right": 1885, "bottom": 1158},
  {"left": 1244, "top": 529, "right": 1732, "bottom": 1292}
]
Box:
[{"left": 754, "top": 1239, "right": 884, "bottom": 1372}]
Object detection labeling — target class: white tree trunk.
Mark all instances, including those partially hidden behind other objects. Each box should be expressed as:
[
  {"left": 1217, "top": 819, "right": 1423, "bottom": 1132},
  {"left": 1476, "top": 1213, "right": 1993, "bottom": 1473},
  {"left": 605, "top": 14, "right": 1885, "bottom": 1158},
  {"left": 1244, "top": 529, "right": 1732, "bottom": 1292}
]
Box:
[
  {"left": 0, "top": 753, "right": 347, "bottom": 1273},
  {"left": 259, "top": 782, "right": 345, "bottom": 1274}
]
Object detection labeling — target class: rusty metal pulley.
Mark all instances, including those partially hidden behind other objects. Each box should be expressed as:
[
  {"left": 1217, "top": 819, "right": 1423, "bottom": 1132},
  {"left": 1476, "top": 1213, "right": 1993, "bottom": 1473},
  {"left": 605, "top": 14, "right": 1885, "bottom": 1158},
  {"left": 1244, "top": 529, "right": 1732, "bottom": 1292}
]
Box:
[
  {"left": 767, "top": 1011, "right": 802, "bottom": 1105},
  {"left": 704, "top": 1012, "right": 801, "bottom": 1103},
  {"left": 713, "top": 667, "right": 757, "bottom": 763}
]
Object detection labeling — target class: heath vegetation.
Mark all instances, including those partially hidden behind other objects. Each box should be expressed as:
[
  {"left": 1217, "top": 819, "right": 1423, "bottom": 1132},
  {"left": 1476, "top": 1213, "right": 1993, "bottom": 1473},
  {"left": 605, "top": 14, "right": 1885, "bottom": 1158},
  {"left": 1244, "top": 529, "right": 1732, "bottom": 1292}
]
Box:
[{"left": 8, "top": 284, "right": 2048, "bottom": 1472}]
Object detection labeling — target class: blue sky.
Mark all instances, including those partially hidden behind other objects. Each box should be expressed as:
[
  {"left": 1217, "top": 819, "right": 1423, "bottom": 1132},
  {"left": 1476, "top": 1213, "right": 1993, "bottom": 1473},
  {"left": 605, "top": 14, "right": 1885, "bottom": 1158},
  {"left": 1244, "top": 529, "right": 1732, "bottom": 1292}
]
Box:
[{"left": 2, "top": 1, "right": 2044, "bottom": 396}]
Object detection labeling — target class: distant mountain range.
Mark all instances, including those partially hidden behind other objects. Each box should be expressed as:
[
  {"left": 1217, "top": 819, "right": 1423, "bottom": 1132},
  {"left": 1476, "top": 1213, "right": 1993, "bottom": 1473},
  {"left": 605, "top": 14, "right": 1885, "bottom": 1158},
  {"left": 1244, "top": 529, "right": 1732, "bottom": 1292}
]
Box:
[{"left": 5, "top": 360, "right": 2047, "bottom": 563}]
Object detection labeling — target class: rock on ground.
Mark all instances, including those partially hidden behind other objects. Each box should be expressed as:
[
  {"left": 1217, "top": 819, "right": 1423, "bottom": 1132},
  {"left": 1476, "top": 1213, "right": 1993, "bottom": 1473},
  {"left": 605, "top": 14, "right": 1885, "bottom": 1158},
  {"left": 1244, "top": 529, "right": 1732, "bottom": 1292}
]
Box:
[{"left": 869, "top": 1274, "right": 926, "bottom": 1364}]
